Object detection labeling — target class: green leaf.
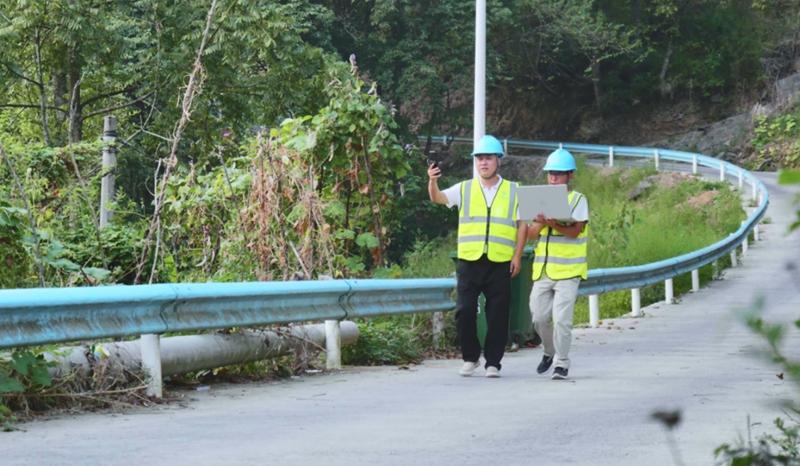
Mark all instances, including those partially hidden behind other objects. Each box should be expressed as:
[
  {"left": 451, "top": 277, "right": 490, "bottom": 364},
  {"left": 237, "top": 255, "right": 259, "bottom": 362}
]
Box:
[
  {"left": 82, "top": 267, "right": 111, "bottom": 282},
  {"left": 10, "top": 352, "right": 36, "bottom": 376},
  {"left": 778, "top": 170, "right": 800, "bottom": 185},
  {"left": 335, "top": 229, "right": 355, "bottom": 240},
  {"left": 47, "top": 258, "right": 81, "bottom": 272},
  {"left": 355, "top": 232, "right": 379, "bottom": 248},
  {"left": 0, "top": 374, "right": 24, "bottom": 393},
  {"left": 29, "top": 364, "right": 52, "bottom": 388}
]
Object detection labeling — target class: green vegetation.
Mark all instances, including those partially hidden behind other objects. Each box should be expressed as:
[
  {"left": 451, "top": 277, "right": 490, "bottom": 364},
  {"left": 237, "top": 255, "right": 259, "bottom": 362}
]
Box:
[
  {"left": 572, "top": 163, "right": 745, "bottom": 323},
  {"left": 751, "top": 104, "right": 800, "bottom": 170}
]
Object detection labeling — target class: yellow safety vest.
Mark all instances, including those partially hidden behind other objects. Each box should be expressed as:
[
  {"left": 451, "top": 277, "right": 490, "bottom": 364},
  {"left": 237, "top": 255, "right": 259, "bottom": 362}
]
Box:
[
  {"left": 532, "top": 190, "right": 588, "bottom": 280},
  {"left": 457, "top": 178, "right": 519, "bottom": 262}
]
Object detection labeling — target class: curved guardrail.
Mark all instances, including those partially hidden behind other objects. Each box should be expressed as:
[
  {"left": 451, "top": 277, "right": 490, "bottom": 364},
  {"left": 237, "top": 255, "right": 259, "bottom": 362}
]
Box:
[{"left": 427, "top": 136, "right": 769, "bottom": 323}]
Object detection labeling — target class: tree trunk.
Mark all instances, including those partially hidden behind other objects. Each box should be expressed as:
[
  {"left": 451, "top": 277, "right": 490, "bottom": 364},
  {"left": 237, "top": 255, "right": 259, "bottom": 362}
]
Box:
[
  {"left": 659, "top": 41, "right": 674, "bottom": 99},
  {"left": 67, "top": 48, "right": 83, "bottom": 143},
  {"left": 33, "top": 29, "right": 51, "bottom": 146},
  {"left": 631, "top": 0, "right": 641, "bottom": 25},
  {"left": 591, "top": 59, "right": 602, "bottom": 109},
  {"left": 53, "top": 72, "right": 67, "bottom": 145}
]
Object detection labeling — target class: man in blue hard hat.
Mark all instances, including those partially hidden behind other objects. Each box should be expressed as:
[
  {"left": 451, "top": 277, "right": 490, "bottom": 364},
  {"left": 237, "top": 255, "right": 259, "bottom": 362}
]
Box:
[
  {"left": 526, "top": 148, "right": 589, "bottom": 380},
  {"left": 428, "top": 135, "right": 527, "bottom": 378}
]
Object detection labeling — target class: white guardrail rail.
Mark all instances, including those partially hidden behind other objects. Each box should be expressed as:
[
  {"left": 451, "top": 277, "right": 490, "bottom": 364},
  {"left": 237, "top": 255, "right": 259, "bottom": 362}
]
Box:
[{"left": 427, "top": 136, "right": 769, "bottom": 326}]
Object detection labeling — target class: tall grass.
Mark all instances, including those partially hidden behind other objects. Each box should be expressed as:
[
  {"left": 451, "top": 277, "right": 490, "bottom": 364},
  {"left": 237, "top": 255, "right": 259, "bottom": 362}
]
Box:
[{"left": 572, "top": 163, "right": 745, "bottom": 323}]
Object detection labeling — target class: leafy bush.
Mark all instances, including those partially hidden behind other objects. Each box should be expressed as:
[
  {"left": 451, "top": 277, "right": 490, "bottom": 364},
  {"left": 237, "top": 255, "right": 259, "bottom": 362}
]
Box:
[{"left": 342, "top": 317, "right": 425, "bottom": 366}]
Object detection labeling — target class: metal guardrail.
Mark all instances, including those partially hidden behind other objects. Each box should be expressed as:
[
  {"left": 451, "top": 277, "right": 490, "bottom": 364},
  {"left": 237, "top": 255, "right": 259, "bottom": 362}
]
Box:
[{"left": 0, "top": 279, "right": 455, "bottom": 349}]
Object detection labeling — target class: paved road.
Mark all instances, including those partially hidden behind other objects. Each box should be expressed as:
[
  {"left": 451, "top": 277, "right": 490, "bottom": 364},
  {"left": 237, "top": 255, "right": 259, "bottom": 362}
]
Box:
[{"left": 3, "top": 173, "right": 799, "bottom": 466}]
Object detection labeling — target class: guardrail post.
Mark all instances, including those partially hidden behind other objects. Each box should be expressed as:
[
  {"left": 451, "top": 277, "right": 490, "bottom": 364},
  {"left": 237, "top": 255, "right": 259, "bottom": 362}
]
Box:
[
  {"left": 719, "top": 162, "right": 725, "bottom": 181},
  {"left": 738, "top": 170, "right": 743, "bottom": 189},
  {"left": 503, "top": 138, "right": 509, "bottom": 156},
  {"left": 432, "top": 312, "right": 445, "bottom": 350},
  {"left": 653, "top": 149, "right": 659, "bottom": 170},
  {"left": 730, "top": 250, "right": 738, "bottom": 267},
  {"left": 742, "top": 233, "right": 749, "bottom": 256},
  {"left": 664, "top": 278, "right": 674, "bottom": 304},
  {"left": 692, "top": 154, "right": 698, "bottom": 174},
  {"left": 325, "top": 319, "right": 342, "bottom": 370},
  {"left": 631, "top": 288, "right": 641, "bottom": 317},
  {"left": 608, "top": 147, "right": 614, "bottom": 167},
  {"left": 589, "top": 294, "right": 599, "bottom": 327},
  {"left": 141, "top": 334, "right": 163, "bottom": 398},
  {"left": 754, "top": 224, "right": 760, "bottom": 241},
  {"left": 751, "top": 182, "right": 757, "bottom": 202},
  {"left": 691, "top": 269, "right": 700, "bottom": 292},
  {"left": 712, "top": 260, "right": 720, "bottom": 279},
  {"left": 559, "top": 142, "right": 564, "bottom": 149}
]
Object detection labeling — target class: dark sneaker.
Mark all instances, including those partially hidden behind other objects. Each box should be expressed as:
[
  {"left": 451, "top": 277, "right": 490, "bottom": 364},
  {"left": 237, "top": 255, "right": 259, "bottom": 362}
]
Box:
[
  {"left": 552, "top": 367, "right": 568, "bottom": 380},
  {"left": 537, "top": 355, "right": 554, "bottom": 374}
]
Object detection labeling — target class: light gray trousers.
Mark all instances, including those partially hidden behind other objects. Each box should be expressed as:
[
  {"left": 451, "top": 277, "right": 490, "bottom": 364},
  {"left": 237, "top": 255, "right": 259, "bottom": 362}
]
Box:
[{"left": 529, "top": 275, "right": 581, "bottom": 369}]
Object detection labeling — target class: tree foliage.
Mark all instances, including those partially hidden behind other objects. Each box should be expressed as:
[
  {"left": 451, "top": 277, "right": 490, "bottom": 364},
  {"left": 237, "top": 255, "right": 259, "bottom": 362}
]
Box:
[{"left": 0, "top": 0, "right": 798, "bottom": 287}]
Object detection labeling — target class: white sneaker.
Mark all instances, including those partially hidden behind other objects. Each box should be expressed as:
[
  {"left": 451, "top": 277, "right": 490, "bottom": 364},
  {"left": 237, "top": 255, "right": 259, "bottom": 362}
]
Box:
[
  {"left": 485, "top": 366, "right": 500, "bottom": 378},
  {"left": 459, "top": 361, "right": 480, "bottom": 377}
]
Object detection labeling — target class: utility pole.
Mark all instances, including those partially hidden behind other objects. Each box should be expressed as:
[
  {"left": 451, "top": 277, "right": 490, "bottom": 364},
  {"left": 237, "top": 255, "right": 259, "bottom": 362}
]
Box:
[{"left": 473, "top": 0, "right": 486, "bottom": 179}]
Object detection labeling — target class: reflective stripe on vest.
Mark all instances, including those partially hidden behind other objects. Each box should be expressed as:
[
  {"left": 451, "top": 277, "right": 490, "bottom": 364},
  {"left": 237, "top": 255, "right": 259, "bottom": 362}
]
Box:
[
  {"left": 532, "top": 190, "right": 588, "bottom": 280},
  {"left": 457, "top": 179, "right": 518, "bottom": 262}
]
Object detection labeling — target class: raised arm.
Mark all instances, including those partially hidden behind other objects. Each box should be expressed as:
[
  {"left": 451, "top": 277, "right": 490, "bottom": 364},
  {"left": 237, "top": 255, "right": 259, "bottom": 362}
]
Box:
[{"left": 427, "top": 164, "right": 449, "bottom": 205}]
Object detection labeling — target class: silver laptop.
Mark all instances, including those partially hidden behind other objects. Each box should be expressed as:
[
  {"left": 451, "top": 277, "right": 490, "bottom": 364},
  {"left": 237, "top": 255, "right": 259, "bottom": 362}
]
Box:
[{"left": 517, "top": 184, "right": 573, "bottom": 222}]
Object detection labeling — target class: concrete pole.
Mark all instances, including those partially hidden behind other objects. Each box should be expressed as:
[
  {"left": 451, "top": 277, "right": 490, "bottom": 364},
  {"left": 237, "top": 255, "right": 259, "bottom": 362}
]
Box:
[
  {"left": 654, "top": 149, "right": 659, "bottom": 171},
  {"left": 691, "top": 269, "right": 700, "bottom": 292},
  {"left": 692, "top": 154, "right": 698, "bottom": 174},
  {"left": 473, "top": 0, "right": 486, "bottom": 180},
  {"left": 664, "top": 278, "right": 674, "bottom": 304},
  {"left": 719, "top": 162, "right": 725, "bottom": 181},
  {"left": 589, "top": 294, "right": 599, "bottom": 328},
  {"left": 325, "top": 319, "right": 342, "bottom": 370},
  {"left": 608, "top": 147, "right": 614, "bottom": 167},
  {"left": 99, "top": 115, "right": 117, "bottom": 229},
  {"left": 48, "top": 322, "right": 359, "bottom": 380},
  {"left": 631, "top": 288, "right": 641, "bottom": 317}
]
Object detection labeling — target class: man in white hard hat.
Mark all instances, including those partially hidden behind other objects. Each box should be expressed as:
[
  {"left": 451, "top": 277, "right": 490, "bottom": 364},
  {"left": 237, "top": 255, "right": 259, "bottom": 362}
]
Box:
[
  {"left": 527, "top": 148, "right": 589, "bottom": 380},
  {"left": 428, "top": 135, "right": 527, "bottom": 378}
]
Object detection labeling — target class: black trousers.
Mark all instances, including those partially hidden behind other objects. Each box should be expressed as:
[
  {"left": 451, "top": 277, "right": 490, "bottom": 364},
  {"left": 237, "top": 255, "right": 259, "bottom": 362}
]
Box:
[{"left": 455, "top": 255, "right": 511, "bottom": 369}]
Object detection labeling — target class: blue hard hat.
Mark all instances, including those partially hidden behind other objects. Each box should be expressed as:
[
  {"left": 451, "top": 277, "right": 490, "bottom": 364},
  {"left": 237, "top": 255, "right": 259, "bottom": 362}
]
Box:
[
  {"left": 543, "top": 148, "right": 576, "bottom": 172},
  {"left": 471, "top": 135, "right": 504, "bottom": 158}
]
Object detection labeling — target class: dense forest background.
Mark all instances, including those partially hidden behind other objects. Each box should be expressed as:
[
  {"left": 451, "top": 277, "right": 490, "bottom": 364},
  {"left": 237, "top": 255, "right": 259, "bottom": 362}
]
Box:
[{"left": 1, "top": 0, "right": 799, "bottom": 288}]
